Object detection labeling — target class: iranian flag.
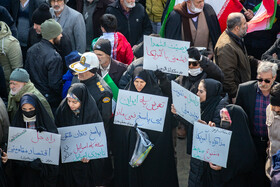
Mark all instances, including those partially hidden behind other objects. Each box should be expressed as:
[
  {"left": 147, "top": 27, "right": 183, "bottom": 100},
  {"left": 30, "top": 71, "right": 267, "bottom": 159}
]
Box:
[
  {"left": 205, "top": 0, "right": 243, "bottom": 32},
  {"left": 247, "top": 0, "right": 277, "bottom": 33}
]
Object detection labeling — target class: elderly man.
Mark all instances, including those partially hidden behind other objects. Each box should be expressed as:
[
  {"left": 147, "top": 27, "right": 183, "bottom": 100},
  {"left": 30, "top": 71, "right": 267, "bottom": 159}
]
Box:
[
  {"left": 8, "top": 68, "right": 53, "bottom": 121},
  {"left": 236, "top": 61, "right": 278, "bottom": 187},
  {"left": 93, "top": 38, "right": 127, "bottom": 86},
  {"left": 25, "top": 19, "right": 63, "bottom": 112},
  {"left": 49, "top": 0, "right": 86, "bottom": 53},
  {"left": 266, "top": 83, "right": 280, "bottom": 184},
  {"left": 165, "top": 0, "right": 221, "bottom": 57},
  {"left": 106, "top": 0, "right": 152, "bottom": 48},
  {"left": 215, "top": 12, "right": 251, "bottom": 103}
]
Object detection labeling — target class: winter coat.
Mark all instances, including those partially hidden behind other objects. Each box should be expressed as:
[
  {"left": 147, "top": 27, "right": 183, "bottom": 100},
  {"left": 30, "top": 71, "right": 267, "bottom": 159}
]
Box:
[
  {"left": 0, "top": 21, "right": 23, "bottom": 91},
  {"left": 146, "top": 0, "right": 166, "bottom": 23},
  {"left": 106, "top": 0, "right": 153, "bottom": 46},
  {"left": 25, "top": 39, "right": 63, "bottom": 109},
  {"left": 7, "top": 80, "right": 54, "bottom": 122},
  {"left": 165, "top": 3, "right": 221, "bottom": 50},
  {"left": 50, "top": 5, "right": 86, "bottom": 53},
  {"left": 214, "top": 31, "right": 251, "bottom": 98}
]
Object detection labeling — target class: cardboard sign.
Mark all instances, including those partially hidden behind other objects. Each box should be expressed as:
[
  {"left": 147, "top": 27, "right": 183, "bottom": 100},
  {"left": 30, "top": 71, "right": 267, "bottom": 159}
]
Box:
[
  {"left": 192, "top": 122, "right": 232, "bottom": 168},
  {"left": 143, "top": 35, "right": 190, "bottom": 76},
  {"left": 114, "top": 90, "right": 168, "bottom": 132},
  {"left": 172, "top": 81, "right": 200, "bottom": 124},
  {"left": 7, "top": 127, "right": 61, "bottom": 165},
  {"left": 58, "top": 123, "right": 108, "bottom": 163}
]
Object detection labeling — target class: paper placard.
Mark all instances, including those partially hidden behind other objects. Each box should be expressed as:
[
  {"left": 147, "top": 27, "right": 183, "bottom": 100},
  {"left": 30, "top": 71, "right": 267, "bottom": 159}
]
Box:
[
  {"left": 143, "top": 35, "right": 190, "bottom": 76},
  {"left": 192, "top": 122, "right": 232, "bottom": 168},
  {"left": 114, "top": 90, "right": 168, "bottom": 132},
  {"left": 58, "top": 122, "right": 108, "bottom": 163},
  {"left": 7, "top": 127, "right": 61, "bottom": 165},
  {"left": 172, "top": 81, "right": 200, "bottom": 124}
]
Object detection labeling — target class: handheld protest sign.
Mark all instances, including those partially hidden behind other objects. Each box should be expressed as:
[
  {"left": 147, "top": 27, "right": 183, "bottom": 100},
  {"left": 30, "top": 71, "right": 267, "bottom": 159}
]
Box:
[
  {"left": 7, "top": 127, "right": 61, "bottom": 165},
  {"left": 114, "top": 89, "right": 168, "bottom": 132},
  {"left": 143, "top": 35, "right": 190, "bottom": 76},
  {"left": 58, "top": 122, "right": 108, "bottom": 163}
]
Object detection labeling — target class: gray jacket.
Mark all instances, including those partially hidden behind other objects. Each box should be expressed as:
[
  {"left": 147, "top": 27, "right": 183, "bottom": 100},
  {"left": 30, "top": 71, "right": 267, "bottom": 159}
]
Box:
[{"left": 50, "top": 5, "right": 86, "bottom": 53}]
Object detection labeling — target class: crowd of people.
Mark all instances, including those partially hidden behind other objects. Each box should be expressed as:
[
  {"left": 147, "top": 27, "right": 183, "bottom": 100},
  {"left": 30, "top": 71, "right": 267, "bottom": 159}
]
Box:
[{"left": 0, "top": 0, "right": 280, "bottom": 186}]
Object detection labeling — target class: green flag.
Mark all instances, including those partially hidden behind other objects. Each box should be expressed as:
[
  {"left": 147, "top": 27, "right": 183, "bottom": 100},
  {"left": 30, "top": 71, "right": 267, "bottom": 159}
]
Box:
[
  {"left": 159, "top": 0, "right": 176, "bottom": 38},
  {"left": 103, "top": 73, "right": 119, "bottom": 101}
]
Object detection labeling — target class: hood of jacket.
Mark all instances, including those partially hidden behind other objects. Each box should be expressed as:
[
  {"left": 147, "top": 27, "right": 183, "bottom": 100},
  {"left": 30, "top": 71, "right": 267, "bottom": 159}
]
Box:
[{"left": 0, "top": 21, "right": 11, "bottom": 39}]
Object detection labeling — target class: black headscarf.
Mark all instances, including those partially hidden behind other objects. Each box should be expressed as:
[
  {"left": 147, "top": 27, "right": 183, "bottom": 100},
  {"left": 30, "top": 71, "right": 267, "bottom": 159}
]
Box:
[
  {"left": 11, "top": 93, "right": 57, "bottom": 133},
  {"left": 128, "top": 67, "right": 162, "bottom": 95},
  {"left": 218, "top": 104, "right": 257, "bottom": 183},
  {"left": 55, "top": 83, "right": 102, "bottom": 127},
  {"left": 200, "top": 79, "right": 223, "bottom": 123}
]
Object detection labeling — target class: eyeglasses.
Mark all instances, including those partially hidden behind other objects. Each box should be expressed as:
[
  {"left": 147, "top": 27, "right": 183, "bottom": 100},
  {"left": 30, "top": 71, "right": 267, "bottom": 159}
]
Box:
[{"left": 257, "top": 78, "right": 271, "bottom": 84}]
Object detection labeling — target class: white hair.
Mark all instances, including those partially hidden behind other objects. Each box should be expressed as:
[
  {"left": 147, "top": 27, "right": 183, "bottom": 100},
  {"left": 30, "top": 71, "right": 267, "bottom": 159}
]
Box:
[{"left": 257, "top": 61, "right": 278, "bottom": 77}]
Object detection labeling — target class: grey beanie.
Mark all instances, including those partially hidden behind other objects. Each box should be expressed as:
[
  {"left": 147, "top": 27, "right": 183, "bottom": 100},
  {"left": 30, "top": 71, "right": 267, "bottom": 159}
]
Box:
[
  {"left": 10, "top": 68, "right": 30, "bottom": 83},
  {"left": 41, "top": 19, "right": 62, "bottom": 40}
]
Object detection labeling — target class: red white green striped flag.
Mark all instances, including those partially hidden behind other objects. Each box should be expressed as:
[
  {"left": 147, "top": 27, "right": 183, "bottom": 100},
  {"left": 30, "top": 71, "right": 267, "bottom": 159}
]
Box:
[{"left": 247, "top": 0, "right": 277, "bottom": 33}]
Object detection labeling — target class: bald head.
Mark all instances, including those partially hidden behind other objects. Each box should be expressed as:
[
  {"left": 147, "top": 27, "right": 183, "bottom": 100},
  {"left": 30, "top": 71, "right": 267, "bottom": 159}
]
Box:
[
  {"left": 227, "top": 12, "right": 247, "bottom": 37},
  {"left": 227, "top": 13, "right": 245, "bottom": 31}
]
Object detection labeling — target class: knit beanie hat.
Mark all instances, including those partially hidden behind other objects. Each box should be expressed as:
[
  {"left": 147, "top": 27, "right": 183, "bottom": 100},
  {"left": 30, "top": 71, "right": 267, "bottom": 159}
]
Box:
[
  {"left": 41, "top": 19, "right": 62, "bottom": 40},
  {"left": 32, "top": 3, "right": 52, "bottom": 25},
  {"left": 93, "top": 38, "right": 111, "bottom": 56},
  {"left": 10, "top": 68, "right": 30, "bottom": 83}
]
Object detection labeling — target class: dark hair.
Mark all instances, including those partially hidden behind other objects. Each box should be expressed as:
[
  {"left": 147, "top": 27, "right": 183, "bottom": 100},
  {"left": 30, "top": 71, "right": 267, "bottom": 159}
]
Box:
[
  {"left": 100, "top": 14, "right": 117, "bottom": 32},
  {"left": 271, "top": 83, "right": 280, "bottom": 97},
  {"left": 227, "top": 14, "right": 242, "bottom": 31}
]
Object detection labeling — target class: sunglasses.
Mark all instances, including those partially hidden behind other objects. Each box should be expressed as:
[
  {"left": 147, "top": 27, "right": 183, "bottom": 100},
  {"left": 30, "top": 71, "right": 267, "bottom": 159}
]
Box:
[
  {"left": 189, "top": 61, "right": 199, "bottom": 66},
  {"left": 257, "top": 78, "right": 271, "bottom": 84}
]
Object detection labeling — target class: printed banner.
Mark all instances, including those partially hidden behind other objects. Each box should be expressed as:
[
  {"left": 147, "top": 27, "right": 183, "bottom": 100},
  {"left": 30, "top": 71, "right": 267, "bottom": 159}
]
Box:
[
  {"left": 7, "top": 127, "right": 61, "bottom": 165},
  {"left": 114, "top": 90, "right": 168, "bottom": 132},
  {"left": 172, "top": 81, "right": 200, "bottom": 124},
  {"left": 192, "top": 122, "right": 232, "bottom": 168},
  {"left": 143, "top": 35, "right": 190, "bottom": 76},
  {"left": 58, "top": 123, "right": 108, "bottom": 163}
]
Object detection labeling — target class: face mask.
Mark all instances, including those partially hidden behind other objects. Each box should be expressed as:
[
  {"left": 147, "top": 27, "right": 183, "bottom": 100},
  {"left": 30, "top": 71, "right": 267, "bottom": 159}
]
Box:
[
  {"left": 188, "top": 68, "right": 202, "bottom": 76},
  {"left": 220, "top": 120, "right": 231, "bottom": 129},
  {"left": 190, "top": 2, "right": 203, "bottom": 13},
  {"left": 22, "top": 110, "right": 36, "bottom": 118}
]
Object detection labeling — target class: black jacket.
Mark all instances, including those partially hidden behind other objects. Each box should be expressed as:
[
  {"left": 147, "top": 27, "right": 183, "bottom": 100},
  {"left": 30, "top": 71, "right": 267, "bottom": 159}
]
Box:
[
  {"left": 106, "top": 0, "right": 152, "bottom": 46},
  {"left": 27, "top": 28, "right": 72, "bottom": 74},
  {"left": 79, "top": 74, "right": 113, "bottom": 129},
  {"left": 25, "top": 39, "right": 63, "bottom": 109},
  {"left": 261, "top": 38, "right": 280, "bottom": 82},
  {"left": 97, "top": 58, "right": 127, "bottom": 87},
  {"left": 165, "top": 3, "right": 221, "bottom": 50}
]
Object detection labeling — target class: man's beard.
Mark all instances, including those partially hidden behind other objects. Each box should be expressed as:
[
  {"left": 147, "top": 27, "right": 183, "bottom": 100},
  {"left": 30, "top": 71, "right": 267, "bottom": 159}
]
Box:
[
  {"left": 10, "top": 85, "right": 24, "bottom": 95},
  {"left": 54, "top": 36, "right": 61, "bottom": 45},
  {"left": 124, "top": 0, "right": 135, "bottom": 8}
]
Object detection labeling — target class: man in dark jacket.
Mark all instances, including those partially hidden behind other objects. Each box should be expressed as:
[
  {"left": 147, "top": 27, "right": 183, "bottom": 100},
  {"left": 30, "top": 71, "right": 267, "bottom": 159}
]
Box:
[
  {"left": 27, "top": 2, "right": 72, "bottom": 74},
  {"left": 25, "top": 19, "right": 63, "bottom": 113},
  {"left": 93, "top": 38, "right": 127, "bottom": 87},
  {"left": 106, "top": 0, "right": 152, "bottom": 48},
  {"left": 165, "top": 0, "right": 221, "bottom": 58},
  {"left": 236, "top": 61, "right": 278, "bottom": 187}
]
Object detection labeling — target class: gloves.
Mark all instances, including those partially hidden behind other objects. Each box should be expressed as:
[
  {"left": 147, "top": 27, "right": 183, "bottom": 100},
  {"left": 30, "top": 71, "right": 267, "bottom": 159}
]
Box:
[
  {"left": 30, "top": 158, "right": 42, "bottom": 171},
  {"left": 187, "top": 47, "right": 201, "bottom": 61},
  {"left": 37, "top": 126, "right": 46, "bottom": 133},
  {"left": 154, "top": 70, "right": 166, "bottom": 80}
]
